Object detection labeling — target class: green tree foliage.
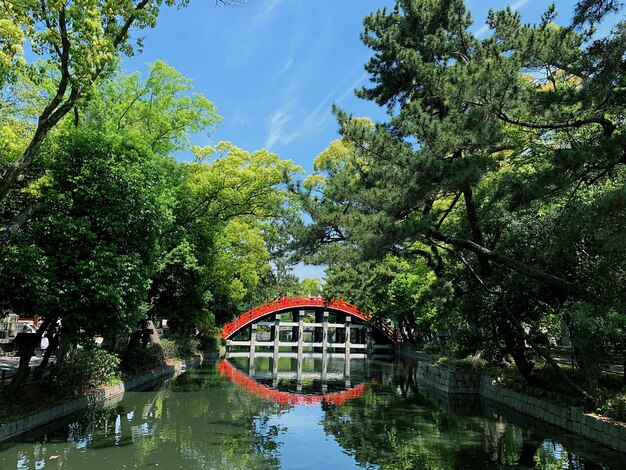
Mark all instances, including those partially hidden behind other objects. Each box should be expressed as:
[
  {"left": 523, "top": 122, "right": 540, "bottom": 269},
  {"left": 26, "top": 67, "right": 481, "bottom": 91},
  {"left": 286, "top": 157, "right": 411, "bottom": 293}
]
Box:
[
  {"left": 1, "top": 57, "right": 301, "bottom": 334},
  {"left": 251, "top": 262, "right": 302, "bottom": 304},
  {"left": 299, "top": 277, "right": 323, "bottom": 297},
  {"left": 0, "top": 57, "right": 302, "bottom": 392},
  {"left": 78, "top": 60, "right": 221, "bottom": 155},
  {"left": 0, "top": 0, "right": 193, "bottom": 204},
  {"left": 293, "top": 0, "right": 626, "bottom": 395},
  {"left": 0, "top": 0, "right": 245, "bottom": 244},
  {"left": 324, "top": 255, "right": 445, "bottom": 341},
  {"left": 0, "top": 130, "right": 171, "bottom": 341},
  {"left": 150, "top": 142, "right": 302, "bottom": 329}
]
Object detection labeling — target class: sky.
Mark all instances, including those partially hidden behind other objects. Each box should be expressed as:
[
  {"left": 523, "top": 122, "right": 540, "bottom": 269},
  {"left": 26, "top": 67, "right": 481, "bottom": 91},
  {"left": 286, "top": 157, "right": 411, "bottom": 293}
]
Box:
[{"left": 122, "top": 0, "right": 616, "bottom": 280}]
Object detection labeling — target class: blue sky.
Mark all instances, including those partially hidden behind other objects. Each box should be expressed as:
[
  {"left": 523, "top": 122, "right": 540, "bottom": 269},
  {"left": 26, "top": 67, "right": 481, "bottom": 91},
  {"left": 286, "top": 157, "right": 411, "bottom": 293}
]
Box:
[{"left": 122, "top": 0, "right": 613, "bottom": 280}]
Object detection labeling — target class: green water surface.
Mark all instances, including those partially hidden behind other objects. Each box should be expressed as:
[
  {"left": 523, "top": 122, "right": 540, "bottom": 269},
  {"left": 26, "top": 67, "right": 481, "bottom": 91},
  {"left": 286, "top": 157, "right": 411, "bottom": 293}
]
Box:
[{"left": 0, "top": 359, "right": 623, "bottom": 469}]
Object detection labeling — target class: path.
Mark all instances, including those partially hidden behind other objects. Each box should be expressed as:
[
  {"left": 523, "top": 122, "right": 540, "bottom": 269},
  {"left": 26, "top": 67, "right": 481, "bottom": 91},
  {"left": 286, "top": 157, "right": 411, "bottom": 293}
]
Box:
[{"left": 0, "top": 355, "right": 43, "bottom": 379}]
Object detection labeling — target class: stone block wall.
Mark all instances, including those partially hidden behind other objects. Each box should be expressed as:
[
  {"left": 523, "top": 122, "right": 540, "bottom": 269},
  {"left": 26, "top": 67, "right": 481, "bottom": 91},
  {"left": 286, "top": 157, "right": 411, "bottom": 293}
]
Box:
[
  {"left": 480, "top": 376, "right": 626, "bottom": 454},
  {"left": 416, "top": 363, "right": 481, "bottom": 395},
  {"left": 414, "top": 362, "right": 626, "bottom": 454}
]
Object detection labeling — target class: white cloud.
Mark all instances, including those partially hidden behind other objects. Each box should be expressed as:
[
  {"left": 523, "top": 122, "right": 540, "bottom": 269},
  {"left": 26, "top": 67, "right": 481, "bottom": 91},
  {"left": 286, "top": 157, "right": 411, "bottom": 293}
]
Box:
[
  {"left": 265, "top": 101, "right": 300, "bottom": 150},
  {"left": 252, "top": 0, "right": 282, "bottom": 28},
  {"left": 231, "top": 107, "right": 251, "bottom": 128},
  {"left": 336, "top": 71, "right": 368, "bottom": 105},
  {"left": 474, "top": 0, "right": 532, "bottom": 38},
  {"left": 510, "top": 0, "right": 531, "bottom": 10},
  {"left": 474, "top": 23, "right": 491, "bottom": 38},
  {"left": 278, "top": 58, "right": 294, "bottom": 75},
  {"left": 302, "top": 69, "right": 368, "bottom": 137}
]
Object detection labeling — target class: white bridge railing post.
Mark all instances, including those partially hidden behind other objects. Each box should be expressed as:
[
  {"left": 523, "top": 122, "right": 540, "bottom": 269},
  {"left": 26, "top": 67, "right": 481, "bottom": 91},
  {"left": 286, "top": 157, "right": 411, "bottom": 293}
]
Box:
[
  {"left": 272, "top": 313, "right": 281, "bottom": 385},
  {"left": 344, "top": 315, "right": 351, "bottom": 377}
]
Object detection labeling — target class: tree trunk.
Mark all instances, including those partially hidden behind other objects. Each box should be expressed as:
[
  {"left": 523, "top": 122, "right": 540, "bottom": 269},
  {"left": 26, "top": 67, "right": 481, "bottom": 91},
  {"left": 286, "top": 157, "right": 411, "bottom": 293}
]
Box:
[
  {"left": 496, "top": 314, "right": 536, "bottom": 386},
  {"left": 0, "top": 204, "right": 39, "bottom": 248},
  {"left": 9, "top": 351, "right": 33, "bottom": 395},
  {"left": 462, "top": 186, "right": 492, "bottom": 276},
  {"left": 506, "top": 308, "right": 593, "bottom": 401},
  {"left": 0, "top": 118, "right": 56, "bottom": 202},
  {"left": 8, "top": 317, "right": 53, "bottom": 393},
  {"left": 56, "top": 342, "right": 75, "bottom": 365},
  {"left": 122, "top": 330, "right": 144, "bottom": 370}
]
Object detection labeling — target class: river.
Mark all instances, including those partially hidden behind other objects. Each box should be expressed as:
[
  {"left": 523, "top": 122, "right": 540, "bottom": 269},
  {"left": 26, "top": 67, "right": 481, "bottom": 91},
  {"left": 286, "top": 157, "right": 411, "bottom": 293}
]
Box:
[{"left": 0, "top": 358, "right": 623, "bottom": 469}]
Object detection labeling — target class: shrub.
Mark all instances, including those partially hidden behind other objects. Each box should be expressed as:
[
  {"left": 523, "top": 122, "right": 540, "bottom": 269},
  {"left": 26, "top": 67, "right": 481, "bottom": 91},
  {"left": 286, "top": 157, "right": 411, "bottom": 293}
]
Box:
[
  {"left": 422, "top": 341, "right": 441, "bottom": 353},
  {"left": 595, "top": 389, "right": 626, "bottom": 422},
  {"left": 198, "top": 331, "right": 221, "bottom": 351},
  {"left": 177, "top": 337, "right": 200, "bottom": 357},
  {"left": 160, "top": 338, "right": 200, "bottom": 360},
  {"left": 160, "top": 338, "right": 179, "bottom": 360},
  {"left": 122, "top": 344, "right": 166, "bottom": 375},
  {"left": 49, "top": 348, "right": 121, "bottom": 396},
  {"left": 434, "top": 354, "right": 488, "bottom": 370}
]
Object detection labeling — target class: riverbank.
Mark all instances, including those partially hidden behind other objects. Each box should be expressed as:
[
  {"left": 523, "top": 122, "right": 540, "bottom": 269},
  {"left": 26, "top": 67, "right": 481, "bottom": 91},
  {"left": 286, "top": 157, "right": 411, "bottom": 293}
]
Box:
[
  {"left": 395, "top": 346, "right": 626, "bottom": 454},
  {"left": 0, "top": 354, "right": 208, "bottom": 445}
]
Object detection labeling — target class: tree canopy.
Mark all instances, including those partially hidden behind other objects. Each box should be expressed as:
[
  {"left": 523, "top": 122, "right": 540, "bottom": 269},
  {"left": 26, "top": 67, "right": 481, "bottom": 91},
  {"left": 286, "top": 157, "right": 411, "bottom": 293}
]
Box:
[{"left": 291, "top": 0, "right": 626, "bottom": 395}]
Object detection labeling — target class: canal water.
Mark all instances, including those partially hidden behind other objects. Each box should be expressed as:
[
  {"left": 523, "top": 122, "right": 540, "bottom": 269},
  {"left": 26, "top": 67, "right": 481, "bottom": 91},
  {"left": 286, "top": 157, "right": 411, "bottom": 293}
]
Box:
[{"left": 0, "top": 358, "right": 623, "bottom": 469}]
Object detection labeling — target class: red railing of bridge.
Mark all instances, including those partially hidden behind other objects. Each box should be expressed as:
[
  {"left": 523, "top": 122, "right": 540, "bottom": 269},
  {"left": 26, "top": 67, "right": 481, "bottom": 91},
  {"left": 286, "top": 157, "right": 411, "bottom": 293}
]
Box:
[
  {"left": 218, "top": 360, "right": 365, "bottom": 406},
  {"left": 220, "top": 296, "right": 397, "bottom": 343}
]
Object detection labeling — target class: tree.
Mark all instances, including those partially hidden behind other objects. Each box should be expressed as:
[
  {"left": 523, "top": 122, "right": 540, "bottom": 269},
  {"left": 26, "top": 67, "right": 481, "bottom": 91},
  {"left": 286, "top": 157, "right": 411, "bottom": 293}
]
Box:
[
  {"left": 148, "top": 142, "right": 303, "bottom": 330},
  {"left": 0, "top": 0, "right": 242, "bottom": 243},
  {"left": 0, "top": 129, "right": 172, "bottom": 390},
  {"left": 78, "top": 60, "right": 220, "bottom": 155},
  {"left": 0, "top": 58, "right": 226, "bottom": 386},
  {"left": 293, "top": 0, "right": 625, "bottom": 395},
  {"left": 299, "top": 278, "right": 323, "bottom": 297}
]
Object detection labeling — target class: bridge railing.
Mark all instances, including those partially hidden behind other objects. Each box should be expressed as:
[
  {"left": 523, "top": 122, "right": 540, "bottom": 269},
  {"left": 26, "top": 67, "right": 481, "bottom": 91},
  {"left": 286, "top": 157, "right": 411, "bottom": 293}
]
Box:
[{"left": 220, "top": 296, "right": 398, "bottom": 343}]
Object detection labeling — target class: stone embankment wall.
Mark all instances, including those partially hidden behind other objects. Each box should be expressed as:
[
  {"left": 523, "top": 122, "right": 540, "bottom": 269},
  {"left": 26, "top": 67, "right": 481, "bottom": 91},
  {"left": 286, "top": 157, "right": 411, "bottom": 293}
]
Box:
[
  {"left": 414, "top": 361, "right": 626, "bottom": 453},
  {"left": 416, "top": 363, "right": 481, "bottom": 394},
  {"left": 480, "top": 376, "right": 626, "bottom": 454},
  {"left": 0, "top": 355, "right": 204, "bottom": 444}
]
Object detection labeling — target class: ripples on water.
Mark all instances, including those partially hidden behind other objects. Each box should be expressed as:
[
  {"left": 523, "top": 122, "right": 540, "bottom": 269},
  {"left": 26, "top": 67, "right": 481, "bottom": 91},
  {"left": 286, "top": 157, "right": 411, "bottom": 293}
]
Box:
[{"left": 0, "top": 358, "right": 622, "bottom": 469}]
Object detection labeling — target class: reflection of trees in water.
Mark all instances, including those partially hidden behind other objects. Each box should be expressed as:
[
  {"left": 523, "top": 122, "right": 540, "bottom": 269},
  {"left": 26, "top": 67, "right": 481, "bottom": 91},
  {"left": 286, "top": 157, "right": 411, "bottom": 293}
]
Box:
[
  {"left": 5, "top": 362, "right": 616, "bottom": 469},
  {"left": 129, "top": 367, "right": 287, "bottom": 469},
  {"left": 321, "top": 389, "right": 484, "bottom": 469},
  {"left": 320, "top": 362, "right": 600, "bottom": 470},
  {"left": 11, "top": 365, "right": 286, "bottom": 469}
]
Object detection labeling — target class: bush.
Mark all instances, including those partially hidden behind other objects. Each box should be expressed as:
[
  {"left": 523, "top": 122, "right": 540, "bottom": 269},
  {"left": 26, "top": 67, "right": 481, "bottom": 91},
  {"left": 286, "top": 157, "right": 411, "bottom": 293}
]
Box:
[
  {"left": 160, "top": 338, "right": 200, "bottom": 360},
  {"left": 595, "top": 389, "right": 626, "bottom": 422},
  {"left": 160, "top": 339, "right": 179, "bottom": 360},
  {"left": 198, "top": 332, "right": 221, "bottom": 352},
  {"left": 177, "top": 337, "right": 200, "bottom": 357},
  {"left": 122, "top": 344, "right": 166, "bottom": 375},
  {"left": 434, "top": 354, "right": 488, "bottom": 370},
  {"left": 49, "top": 348, "right": 120, "bottom": 396},
  {"left": 422, "top": 341, "right": 441, "bottom": 353}
]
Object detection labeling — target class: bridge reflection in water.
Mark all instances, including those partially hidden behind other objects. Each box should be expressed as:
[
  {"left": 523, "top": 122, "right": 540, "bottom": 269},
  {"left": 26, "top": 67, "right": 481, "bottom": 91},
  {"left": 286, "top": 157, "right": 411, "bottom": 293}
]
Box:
[{"left": 219, "top": 356, "right": 369, "bottom": 405}]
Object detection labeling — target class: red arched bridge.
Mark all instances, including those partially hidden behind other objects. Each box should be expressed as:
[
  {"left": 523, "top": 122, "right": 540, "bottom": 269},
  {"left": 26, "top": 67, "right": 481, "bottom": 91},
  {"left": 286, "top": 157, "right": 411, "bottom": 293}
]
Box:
[{"left": 221, "top": 297, "right": 397, "bottom": 362}]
